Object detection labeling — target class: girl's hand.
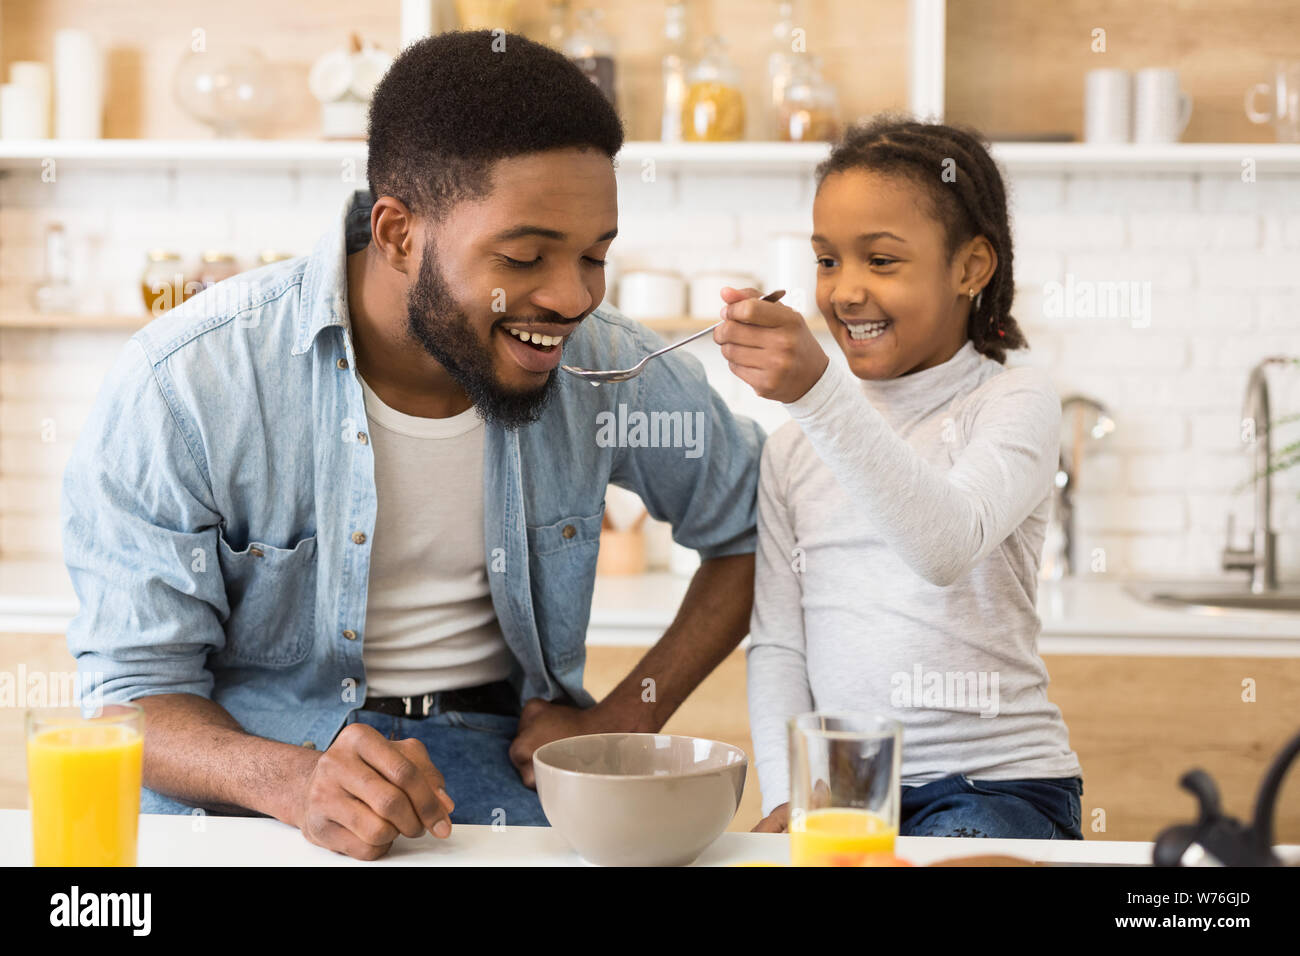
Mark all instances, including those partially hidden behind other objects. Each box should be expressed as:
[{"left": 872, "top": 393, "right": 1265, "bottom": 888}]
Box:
[
  {"left": 752, "top": 802, "right": 790, "bottom": 833},
  {"left": 714, "top": 287, "right": 829, "bottom": 404}
]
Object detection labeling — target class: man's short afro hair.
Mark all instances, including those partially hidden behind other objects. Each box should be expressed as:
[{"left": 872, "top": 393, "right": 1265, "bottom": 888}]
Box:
[{"left": 366, "top": 30, "right": 624, "bottom": 220}]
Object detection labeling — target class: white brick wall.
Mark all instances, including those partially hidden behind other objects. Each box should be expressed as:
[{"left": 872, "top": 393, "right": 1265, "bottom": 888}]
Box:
[{"left": 1, "top": 162, "right": 1298, "bottom": 585}]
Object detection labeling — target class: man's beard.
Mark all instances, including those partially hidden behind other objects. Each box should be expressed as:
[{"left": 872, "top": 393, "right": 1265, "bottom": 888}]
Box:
[{"left": 405, "top": 244, "right": 561, "bottom": 429}]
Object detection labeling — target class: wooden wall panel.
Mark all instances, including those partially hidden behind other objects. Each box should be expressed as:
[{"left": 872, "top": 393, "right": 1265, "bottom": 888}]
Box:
[{"left": 946, "top": 0, "right": 1300, "bottom": 143}]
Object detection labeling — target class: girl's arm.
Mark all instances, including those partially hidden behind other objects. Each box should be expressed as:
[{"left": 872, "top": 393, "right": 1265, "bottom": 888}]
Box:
[
  {"left": 784, "top": 358, "right": 1061, "bottom": 587},
  {"left": 746, "top": 436, "right": 814, "bottom": 817}
]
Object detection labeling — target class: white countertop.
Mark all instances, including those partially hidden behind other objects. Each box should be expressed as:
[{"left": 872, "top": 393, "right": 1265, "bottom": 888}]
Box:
[
  {"left": 3, "top": 560, "right": 1298, "bottom": 655},
  {"left": 10, "top": 808, "right": 1288, "bottom": 866},
  {"left": 588, "top": 573, "right": 1300, "bottom": 655}
]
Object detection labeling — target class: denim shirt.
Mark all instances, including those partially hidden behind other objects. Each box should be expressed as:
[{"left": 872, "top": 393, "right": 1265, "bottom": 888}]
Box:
[{"left": 62, "top": 188, "right": 764, "bottom": 757}]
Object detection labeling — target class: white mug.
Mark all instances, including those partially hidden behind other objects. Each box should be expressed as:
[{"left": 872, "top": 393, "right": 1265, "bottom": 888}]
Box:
[
  {"left": 0, "top": 83, "right": 46, "bottom": 139},
  {"left": 8, "top": 62, "right": 51, "bottom": 138},
  {"left": 1134, "top": 68, "right": 1192, "bottom": 143},
  {"left": 765, "top": 233, "right": 819, "bottom": 319},
  {"left": 1084, "top": 69, "right": 1131, "bottom": 143}
]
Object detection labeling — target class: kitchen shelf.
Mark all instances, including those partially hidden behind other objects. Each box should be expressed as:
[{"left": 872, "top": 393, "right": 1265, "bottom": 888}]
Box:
[
  {"left": 0, "top": 138, "right": 367, "bottom": 171},
  {"left": 0, "top": 309, "right": 825, "bottom": 335},
  {"left": 1, "top": 139, "right": 1299, "bottom": 174},
  {"left": 0, "top": 309, "right": 148, "bottom": 330}
]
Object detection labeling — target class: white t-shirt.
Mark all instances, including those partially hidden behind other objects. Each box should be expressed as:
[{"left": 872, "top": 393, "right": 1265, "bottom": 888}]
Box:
[{"left": 357, "top": 373, "right": 513, "bottom": 697}]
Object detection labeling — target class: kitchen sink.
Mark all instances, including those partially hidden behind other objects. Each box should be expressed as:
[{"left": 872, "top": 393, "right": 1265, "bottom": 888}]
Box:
[{"left": 1125, "top": 581, "right": 1300, "bottom": 613}]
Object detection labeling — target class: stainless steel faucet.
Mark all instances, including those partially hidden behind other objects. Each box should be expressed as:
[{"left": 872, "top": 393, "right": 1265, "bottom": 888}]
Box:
[
  {"left": 1045, "top": 395, "right": 1114, "bottom": 578},
  {"left": 1222, "top": 358, "right": 1280, "bottom": 593}
]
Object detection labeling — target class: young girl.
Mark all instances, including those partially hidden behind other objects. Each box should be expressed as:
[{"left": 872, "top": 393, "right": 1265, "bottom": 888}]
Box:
[{"left": 717, "top": 116, "right": 1083, "bottom": 839}]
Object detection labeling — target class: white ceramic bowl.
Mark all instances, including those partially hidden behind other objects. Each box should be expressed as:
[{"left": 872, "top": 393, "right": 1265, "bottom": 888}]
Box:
[{"left": 533, "top": 733, "right": 748, "bottom": 866}]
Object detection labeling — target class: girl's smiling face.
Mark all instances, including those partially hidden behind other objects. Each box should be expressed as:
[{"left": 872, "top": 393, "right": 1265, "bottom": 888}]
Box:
[{"left": 812, "top": 168, "right": 994, "bottom": 380}]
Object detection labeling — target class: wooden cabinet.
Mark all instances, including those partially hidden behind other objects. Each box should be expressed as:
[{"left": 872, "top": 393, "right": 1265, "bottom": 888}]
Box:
[
  {"left": 4, "top": 634, "right": 1296, "bottom": 847},
  {"left": 586, "top": 646, "right": 1300, "bottom": 842}
]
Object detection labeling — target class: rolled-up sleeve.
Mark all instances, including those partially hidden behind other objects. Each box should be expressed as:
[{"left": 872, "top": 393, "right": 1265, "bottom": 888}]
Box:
[
  {"left": 62, "top": 337, "right": 229, "bottom": 704},
  {"left": 608, "top": 325, "right": 765, "bottom": 561}
]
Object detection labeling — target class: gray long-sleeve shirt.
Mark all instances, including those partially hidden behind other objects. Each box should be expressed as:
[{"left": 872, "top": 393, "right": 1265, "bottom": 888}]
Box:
[{"left": 747, "top": 341, "right": 1083, "bottom": 815}]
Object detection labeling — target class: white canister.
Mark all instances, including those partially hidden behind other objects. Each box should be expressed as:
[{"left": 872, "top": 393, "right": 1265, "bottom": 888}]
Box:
[
  {"left": 766, "top": 233, "right": 819, "bottom": 319},
  {"left": 53, "top": 29, "right": 104, "bottom": 139},
  {"left": 9, "top": 61, "right": 51, "bottom": 138},
  {"left": 0, "top": 83, "right": 46, "bottom": 139},
  {"left": 617, "top": 270, "right": 686, "bottom": 319},
  {"left": 1084, "top": 68, "right": 1131, "bottom": 144},
  {"left": 1133, "top": 68, "right": 1192, "bottom": 143},
  {"left": 688, "top": 271, "right": 757, "bottom": 320}
]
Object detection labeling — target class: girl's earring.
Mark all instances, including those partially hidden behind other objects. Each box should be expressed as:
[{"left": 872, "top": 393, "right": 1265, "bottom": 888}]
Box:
[{"left": 968, "top": 288, "right": 977, "bottom": 300}]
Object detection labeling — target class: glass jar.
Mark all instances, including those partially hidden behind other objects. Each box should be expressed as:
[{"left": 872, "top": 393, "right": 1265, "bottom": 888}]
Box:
[
  {"left": 564, "top": 7, "right": 617, "bottom": 107},
  {"left": 766, "top": 0, "right": 801, "bottom": 138},
  {"left": 659, "top": 1, "right": 688, "bottom": 142},
  {"left": 141, "top": 250, "right": 190, "bottom": 316},
  {"left": 776, "top": 55, "right": 840, "bottom": 142},
  {"left": 682, "top": 36, "right": 745, "bottom": 142},
  {"left": 196, "top": 251, "right": 238, "bottom": 290},
  {"left": 32, "top": 223, "right": 78, "bottom": 314}
]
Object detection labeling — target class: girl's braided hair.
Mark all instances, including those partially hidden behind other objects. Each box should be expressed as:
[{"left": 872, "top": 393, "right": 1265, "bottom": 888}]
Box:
[{"left": 814, "top": 114, "right": 1027, "bottom": 364}]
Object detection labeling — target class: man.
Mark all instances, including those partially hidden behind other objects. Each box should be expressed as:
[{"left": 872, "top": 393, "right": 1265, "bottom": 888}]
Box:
[{"left": 61, "top": 32, "right": 763, "bottom": 860}]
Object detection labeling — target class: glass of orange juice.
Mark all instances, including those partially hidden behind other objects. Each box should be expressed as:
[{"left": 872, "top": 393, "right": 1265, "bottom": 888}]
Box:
[
  {"left": 788, "top": 712, "right": 902, "bottom": 866},
  {"left": 26, "top": 702, "right": 144, "bottom": 866}
]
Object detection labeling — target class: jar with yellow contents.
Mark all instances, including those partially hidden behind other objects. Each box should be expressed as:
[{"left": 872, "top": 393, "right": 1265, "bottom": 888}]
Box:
[
  {"left": 682, "top": 36, "right": 745, "bottom": 142},
  {"left": 140, "top": 250, "right": 192, "bottom": 316}
]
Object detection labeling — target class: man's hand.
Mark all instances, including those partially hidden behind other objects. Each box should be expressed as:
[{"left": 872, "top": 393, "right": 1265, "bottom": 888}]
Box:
[
  {"left": 753, "top": 802, "right": 790, "bottom": 833},
  {"left": 297, "top": 722, "right": 456, "bottom": 861},
  {"left": 714, "top": 286, "right": 828, "bottom": 403},
  {"left": 509, "top": 698, "right": 613, "bottom": 789}
]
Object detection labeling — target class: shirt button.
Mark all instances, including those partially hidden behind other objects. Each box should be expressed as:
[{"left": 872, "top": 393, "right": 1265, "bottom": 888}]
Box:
[
  {"left": 301, "top": 741, "right": 317, "bottom": 749},
  {"left": 352, "top": 531, "right": 367, "bottom": 545},
  {"left": 562, "top": 524, "right": 576, "bottom": 539},
  {"left": 249, "top": 546, "right": 264, "bottom": 557},
  {"left": 343, "top": 629, "right": 357, "bottom": 641},
  {"left": 357, "top": 432, "right": 368, "bottom": 444},
  {"left": 336, "top": 357, "right": 349, "bottom": 370}
]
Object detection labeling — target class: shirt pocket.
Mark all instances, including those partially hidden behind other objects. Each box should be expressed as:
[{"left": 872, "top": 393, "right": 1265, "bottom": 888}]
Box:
[
  {"left": 213, "top": 532, "right": 318, "bottom": 668},
  {"left": 525, "top": 507, "right": 604, "bottom": 672}
]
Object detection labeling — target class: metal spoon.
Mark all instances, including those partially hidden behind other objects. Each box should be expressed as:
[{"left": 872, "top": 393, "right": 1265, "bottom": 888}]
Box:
[{"left": 562, "top": 289, "right": 786, "bottom": 386}]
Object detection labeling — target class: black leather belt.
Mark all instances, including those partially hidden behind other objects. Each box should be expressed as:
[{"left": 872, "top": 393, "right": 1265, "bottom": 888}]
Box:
[{"left": 361, "top": 679, "right": 520, "bottom": 720}]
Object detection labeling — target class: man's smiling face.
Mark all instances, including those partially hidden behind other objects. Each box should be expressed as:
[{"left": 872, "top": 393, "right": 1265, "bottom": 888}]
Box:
[{"left": 405, "top": 147, "right": 618, "bottom": 428}]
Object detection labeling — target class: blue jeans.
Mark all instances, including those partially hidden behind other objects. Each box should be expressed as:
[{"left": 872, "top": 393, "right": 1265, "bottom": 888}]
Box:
[
  {"left": 900, "top": 773, "right": 1084, "bottom": 839},
  {"left": 140, "top": 707, "right": 549, "bottom": 826}
]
